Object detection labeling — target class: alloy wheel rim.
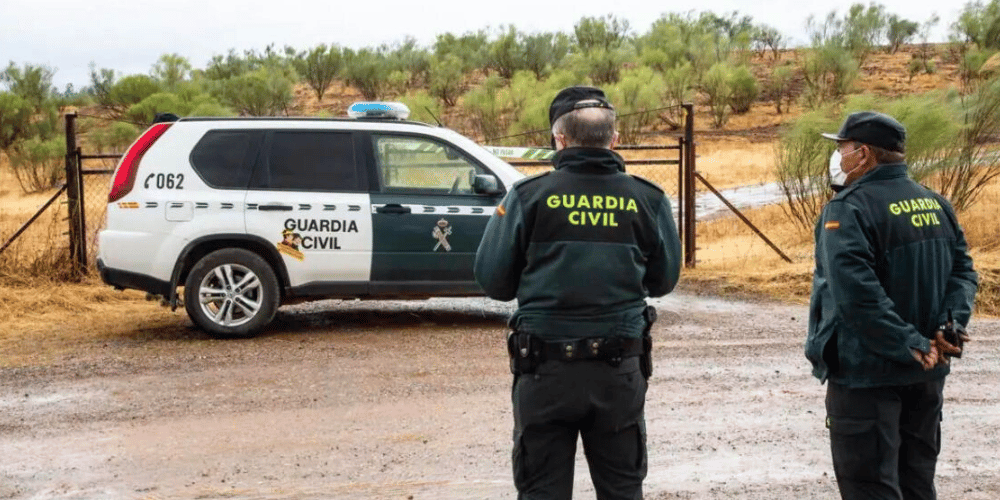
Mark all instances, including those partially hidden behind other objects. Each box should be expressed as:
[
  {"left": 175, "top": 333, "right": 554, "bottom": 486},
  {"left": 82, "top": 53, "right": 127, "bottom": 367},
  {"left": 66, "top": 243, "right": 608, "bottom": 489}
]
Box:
[{"left": 197, "top": 263, "right": 263, "bottom": 327}]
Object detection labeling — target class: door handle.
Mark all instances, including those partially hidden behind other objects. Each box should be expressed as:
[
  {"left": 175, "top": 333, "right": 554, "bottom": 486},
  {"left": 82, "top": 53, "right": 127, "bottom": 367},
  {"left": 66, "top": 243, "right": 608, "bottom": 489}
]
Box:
[
  {"left": 258, "top": 204, "right": 293, "bottom": 211},
  {"left": 376, "top": 204, "right": 411, "bottom": 214}
]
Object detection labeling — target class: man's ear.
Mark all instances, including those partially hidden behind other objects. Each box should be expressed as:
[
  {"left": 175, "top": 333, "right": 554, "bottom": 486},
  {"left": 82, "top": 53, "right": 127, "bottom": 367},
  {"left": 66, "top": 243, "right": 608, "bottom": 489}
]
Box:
[
  {"left": 610, "top": 131, "right": 620, "bottom": 150},
  {"left": 553, "top": 133, "right": 567, "bottom": 151}
]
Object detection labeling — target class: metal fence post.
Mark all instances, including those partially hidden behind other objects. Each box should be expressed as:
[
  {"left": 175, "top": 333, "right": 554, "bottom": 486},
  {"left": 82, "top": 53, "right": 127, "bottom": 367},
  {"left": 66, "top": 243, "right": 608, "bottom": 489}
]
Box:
[
  {"left": 682, "top": 104, "right": 696, "bottom": 268},
  {"left": 64, "top": 112, "right": 86, "bottom": 273}
]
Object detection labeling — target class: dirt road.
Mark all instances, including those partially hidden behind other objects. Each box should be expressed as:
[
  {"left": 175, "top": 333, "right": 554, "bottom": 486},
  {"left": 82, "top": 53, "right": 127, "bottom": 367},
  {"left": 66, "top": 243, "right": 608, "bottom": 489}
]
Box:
[{"left": 2, "top": 292, "right": 998, "bottom": 499}]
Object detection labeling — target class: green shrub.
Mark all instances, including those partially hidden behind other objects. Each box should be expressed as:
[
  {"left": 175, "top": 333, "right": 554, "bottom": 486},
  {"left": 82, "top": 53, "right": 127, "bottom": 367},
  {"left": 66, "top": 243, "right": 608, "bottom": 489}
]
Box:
[
  {"left": 428, "top": 55, "right": 464, "bottom": 107},
  {"left": 89, "top": 121, "right": 139, "bottom": 153},
  {"left": 398, "top": 90, "right": 443, "bottom": 125},
  {"left": 728, "top": 65, "right": 759, "bottom": 114},
  {"left": 607, "top": 67, "right": 665, "bottom": 144},
  {"left": 343, "top": 48, "right": 392, "bottom": 100},
  {"left": 127, "top": 92, "right": 183, "bottom": 124},
  {"left": 0, "top": 92, "right": 32, "bottom": 150},
  {"left": 702, "top": 63, "right": 732, "bottom": 128},
  {"left": 290, "top": 44, "right": 342, "bottom": 101},
  {"left": 7, "top": 136, "right": 65, "bottom": 193},
  {"left": 766, "top": 65, "right": 795, "bottom": 114},
  {"left": 462, "top": 75, "right": 507, "bottom": 141},
  {"left": 774, "top": 108, "right": 841, "bottom": 233},
  {"left": 661, "top": 62, "right": 694, "bottom": 129},
  {"left": 801, "top": 45, "right": 858, "bottom": 108},
  {"left": 216, "top": 67, "right": 293, "bottom": 116}
]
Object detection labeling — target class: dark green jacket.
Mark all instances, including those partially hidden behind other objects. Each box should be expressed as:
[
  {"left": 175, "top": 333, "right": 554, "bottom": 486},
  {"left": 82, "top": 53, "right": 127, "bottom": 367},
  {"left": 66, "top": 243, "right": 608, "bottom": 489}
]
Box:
[
  {"left": 806, "top": 163, "right": 978, "bottom": 388},
  {"left": 474, "top": 147, "right": 682, "bottom": 341}
]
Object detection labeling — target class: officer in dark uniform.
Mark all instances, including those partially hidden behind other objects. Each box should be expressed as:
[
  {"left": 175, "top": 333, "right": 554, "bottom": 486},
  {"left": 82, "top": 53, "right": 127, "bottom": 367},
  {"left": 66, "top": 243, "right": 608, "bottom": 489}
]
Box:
[
  {"left": 474, "top": 86, "right": 682, "bottom": 499},
  {"left": 806, "top": 111, "right": 978, "bottom": 500}
]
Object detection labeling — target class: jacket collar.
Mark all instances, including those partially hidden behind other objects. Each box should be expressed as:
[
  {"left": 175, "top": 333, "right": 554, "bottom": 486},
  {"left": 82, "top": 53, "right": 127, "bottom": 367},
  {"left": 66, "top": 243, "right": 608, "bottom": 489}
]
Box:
[
  {"left": 552, "top": 147, "right": 626, "bottom": 173},
  {"left": 853, "top": 162, "right": 908, "bottom": 185}
]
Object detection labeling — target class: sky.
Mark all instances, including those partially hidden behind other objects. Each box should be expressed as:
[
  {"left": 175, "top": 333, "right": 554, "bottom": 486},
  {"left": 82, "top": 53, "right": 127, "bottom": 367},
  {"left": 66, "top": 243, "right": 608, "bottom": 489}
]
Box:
[{"left": 3, "top": 0, "right": 965, "bottom": 91}]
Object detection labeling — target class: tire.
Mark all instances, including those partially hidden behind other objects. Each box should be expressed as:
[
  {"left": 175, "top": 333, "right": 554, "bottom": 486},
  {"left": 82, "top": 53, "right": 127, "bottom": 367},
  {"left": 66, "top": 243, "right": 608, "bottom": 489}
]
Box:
[{"left": 184, "top": 248, "right": 280, "bottom": 338}]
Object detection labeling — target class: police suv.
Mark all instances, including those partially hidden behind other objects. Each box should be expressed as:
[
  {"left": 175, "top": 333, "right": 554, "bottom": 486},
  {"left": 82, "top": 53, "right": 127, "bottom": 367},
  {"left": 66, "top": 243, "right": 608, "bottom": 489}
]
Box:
[{"left": 97, "top": 103, "right": 524, "bottom": 337}]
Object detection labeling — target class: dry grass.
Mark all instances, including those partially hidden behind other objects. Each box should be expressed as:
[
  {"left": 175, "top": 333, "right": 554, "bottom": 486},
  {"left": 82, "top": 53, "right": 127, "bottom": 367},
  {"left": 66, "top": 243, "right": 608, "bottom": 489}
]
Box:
[
  {"left": 686, "top": 183, "right": 1000, "bottom": 317},
  {"left": 0, "top": 277, "right": 181, "bottom": 367}
]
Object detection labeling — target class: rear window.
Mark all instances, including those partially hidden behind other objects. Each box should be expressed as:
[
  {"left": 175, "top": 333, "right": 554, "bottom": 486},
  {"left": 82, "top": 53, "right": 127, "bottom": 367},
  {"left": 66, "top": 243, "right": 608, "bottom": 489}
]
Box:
[
  {"left": 190, "top": 130, "right": 261, "bottom": 189},
  {"left": 255, "top": 131, "right": 360, "bottom": 192}
]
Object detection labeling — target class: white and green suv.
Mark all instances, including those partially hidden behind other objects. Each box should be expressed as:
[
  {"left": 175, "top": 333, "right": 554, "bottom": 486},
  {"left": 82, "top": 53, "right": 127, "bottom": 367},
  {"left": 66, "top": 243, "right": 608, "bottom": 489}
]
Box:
[{"left": 97, "top": 103, "right": 524, "bottom": 337}]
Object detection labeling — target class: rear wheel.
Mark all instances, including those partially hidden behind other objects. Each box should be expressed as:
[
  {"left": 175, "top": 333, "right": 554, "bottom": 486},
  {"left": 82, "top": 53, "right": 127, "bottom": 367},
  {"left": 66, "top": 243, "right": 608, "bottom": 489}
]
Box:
[{"left": 184, "top": 248, "right": 279, "bottom": 338}]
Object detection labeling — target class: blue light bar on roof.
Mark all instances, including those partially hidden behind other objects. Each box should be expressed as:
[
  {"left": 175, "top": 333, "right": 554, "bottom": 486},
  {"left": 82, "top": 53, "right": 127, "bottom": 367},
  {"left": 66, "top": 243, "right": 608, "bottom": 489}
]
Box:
[{"left": 347, "top": 102, "right": 411, "bottom": 120}]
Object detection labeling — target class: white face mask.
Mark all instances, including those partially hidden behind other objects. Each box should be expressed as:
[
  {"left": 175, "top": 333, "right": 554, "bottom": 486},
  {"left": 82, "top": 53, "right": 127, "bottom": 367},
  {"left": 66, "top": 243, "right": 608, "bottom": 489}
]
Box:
[{"left": 829, "top": 150, "right": 848, "bottom": 187}]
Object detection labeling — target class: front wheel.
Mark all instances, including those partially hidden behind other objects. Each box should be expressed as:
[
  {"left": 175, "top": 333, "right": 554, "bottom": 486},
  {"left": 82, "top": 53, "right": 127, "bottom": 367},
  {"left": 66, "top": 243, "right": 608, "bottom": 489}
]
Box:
[{"left": 184, "top": 248, "right": 279, "bottom": 338}]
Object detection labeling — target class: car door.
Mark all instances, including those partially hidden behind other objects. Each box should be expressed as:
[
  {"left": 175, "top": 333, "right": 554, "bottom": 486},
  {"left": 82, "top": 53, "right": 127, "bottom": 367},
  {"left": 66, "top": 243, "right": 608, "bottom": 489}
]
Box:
[
  {"left": 244, "top": 129, "right": 373, "bottom": 295},
  {"left": 367, "top": 133, "right": 504, "bottom": 296}
]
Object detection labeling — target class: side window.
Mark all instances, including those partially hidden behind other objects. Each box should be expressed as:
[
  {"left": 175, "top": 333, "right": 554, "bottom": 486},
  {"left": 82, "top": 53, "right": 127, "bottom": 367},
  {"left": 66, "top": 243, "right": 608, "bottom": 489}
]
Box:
[
  {"left": 373, "top": 135, "right": 484, "bottom": 194},
  {"left": 257, "top": 131, "right": 360, "bottom": 191},
  {"left": 190, "top": 130, "right": 260, "bottom": 188}
]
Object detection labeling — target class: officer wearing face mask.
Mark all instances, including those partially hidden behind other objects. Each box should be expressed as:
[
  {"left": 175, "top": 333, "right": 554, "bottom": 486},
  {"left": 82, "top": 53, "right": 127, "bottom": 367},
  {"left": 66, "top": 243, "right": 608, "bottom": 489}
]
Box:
[{"left": 806, "top": 111, "right": 978, "bottom": 500}]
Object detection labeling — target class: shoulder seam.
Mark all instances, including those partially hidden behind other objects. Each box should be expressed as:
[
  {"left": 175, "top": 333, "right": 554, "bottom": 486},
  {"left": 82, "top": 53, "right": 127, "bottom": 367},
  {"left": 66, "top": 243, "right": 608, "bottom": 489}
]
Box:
[
  {"left": 629, "top": 174, "right": 664, "bottom": 193},
  {"left": 514, "top": 171, "right": 551, "bottom": 189}
]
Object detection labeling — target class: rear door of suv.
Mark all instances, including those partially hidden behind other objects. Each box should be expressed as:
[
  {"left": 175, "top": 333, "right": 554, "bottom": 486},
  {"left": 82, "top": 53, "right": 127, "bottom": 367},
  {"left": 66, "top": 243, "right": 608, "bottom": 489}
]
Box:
[
  {"left": 367, "top": 133, "right": 503, "bottom": 296},
  {"left": 244, "top": 127, "right": 373, "bottom": 295}
]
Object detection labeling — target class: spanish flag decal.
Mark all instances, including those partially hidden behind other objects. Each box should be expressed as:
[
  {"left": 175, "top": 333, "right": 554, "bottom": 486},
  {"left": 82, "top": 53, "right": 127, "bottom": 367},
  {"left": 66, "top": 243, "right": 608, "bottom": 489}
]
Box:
[
  {"left": 497, "top": 204, "right": 506, "bottom": 216},
  {"left": 825, "top": 221, "right": 840, "bottom": 230}
]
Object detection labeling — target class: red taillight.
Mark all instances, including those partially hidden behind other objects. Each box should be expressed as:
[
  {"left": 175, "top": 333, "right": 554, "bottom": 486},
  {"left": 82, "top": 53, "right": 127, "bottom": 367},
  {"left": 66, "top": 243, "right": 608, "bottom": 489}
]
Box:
[{"left": 108, "top": 123, "right": 172, "bottom": 203}]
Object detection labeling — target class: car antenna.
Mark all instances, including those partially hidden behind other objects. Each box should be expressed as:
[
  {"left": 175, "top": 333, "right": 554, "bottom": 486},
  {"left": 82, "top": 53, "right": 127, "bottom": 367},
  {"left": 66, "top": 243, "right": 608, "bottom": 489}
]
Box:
[{"left": 424, "top": 107, "right": 444, "bottom": 127}]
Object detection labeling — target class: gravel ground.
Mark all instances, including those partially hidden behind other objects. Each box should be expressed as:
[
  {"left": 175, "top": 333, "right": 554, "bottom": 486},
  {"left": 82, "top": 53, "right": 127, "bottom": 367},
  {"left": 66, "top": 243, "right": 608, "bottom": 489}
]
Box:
[{"left": 1, "top": 291, "right": 998, "bottom": 499}]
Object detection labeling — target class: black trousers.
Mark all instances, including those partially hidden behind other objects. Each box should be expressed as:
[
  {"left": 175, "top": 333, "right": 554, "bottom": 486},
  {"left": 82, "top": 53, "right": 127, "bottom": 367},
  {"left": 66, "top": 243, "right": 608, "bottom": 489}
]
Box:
[
  {"left": 826, "top": 378, "right": 945, "bottom": 500},
  {"left": 512, "top": 356, "right": 647, "bottom": 500}
]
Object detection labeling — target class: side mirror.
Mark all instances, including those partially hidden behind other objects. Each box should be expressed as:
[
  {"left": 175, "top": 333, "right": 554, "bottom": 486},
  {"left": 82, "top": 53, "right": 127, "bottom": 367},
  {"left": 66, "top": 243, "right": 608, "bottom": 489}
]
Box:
[{"left": 472, "top": 174, "right": 501, "bottom": 195}]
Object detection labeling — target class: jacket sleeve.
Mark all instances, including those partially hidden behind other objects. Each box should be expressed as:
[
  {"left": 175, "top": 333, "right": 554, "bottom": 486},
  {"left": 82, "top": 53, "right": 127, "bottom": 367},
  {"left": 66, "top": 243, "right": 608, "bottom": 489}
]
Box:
[
  {"left": 939, "top": 201, "right": 978, "bottom": 328},
  {"left": 818, "top": 200, "right": 931, "bottom": 364},
  {"left": 643, "top": 195, "right": 682, "bottom": 297},
  {"left": 474, "top": 188, "right": 528, "bottom": 302}
]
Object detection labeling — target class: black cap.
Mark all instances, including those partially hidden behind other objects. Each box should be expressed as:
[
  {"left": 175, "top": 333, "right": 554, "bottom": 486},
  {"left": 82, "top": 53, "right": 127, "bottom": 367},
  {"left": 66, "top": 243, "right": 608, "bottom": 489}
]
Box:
[
  {"left": 821, "top": 111, "right": 906, "bottom": 153},
  {"left": 548, "top": 86, "right": 614, "bottom": 126}
]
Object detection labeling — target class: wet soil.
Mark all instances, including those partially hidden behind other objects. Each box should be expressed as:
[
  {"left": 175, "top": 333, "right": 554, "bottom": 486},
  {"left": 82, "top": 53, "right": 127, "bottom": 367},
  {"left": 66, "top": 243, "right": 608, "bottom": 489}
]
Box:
[{"left": 2, "top": 292, "right": 998, "bottom": 499}]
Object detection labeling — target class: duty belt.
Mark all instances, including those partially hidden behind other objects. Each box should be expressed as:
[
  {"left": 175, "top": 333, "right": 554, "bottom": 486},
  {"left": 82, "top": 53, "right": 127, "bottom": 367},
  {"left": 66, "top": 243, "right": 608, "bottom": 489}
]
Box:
[{"left": 540, "top": 336, "right": 644, "bottom": 362}]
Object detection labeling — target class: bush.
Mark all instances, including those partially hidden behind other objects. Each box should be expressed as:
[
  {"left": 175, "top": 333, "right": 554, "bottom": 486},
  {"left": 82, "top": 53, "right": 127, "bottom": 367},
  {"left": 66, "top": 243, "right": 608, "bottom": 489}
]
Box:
[
  {"left": 881, "top": 93, "right": 960, "bottom": 181},
  {"left": 89, "top": 121, "right": 139, "bottom": 152},
  {"left": 7, "top": 136, "right": 65, "bottom": 193},
  {"left": 487, "top": 26, "right": 526, "bottom": 79},
  {"left": 728, "top": 65, "right": 759, "bottom": 114},
  {"left": 702, "top": 63, "right": 732, "bottom": 128},
  {"left": 428, "top": 54, "right": 464, "bottom": 107},
  {"left": 522, "top": 32, "right": 571, "bottom": 79},
  {"left": 886, "top": 16, "right": 919, "bottom": 54},
  {"left": 90, "top": 71, "right": 161, "bottom": 118},
  {"left": 801, "top": 45, "right": 858, "bottom": 108},
  {"left": 398, "top": 90, "right": 443, "bottom": 125},
  {"left": 151, "top": 53, "right": 192, "bottom": 90},
  {"left": 606, "top": 67, "right": 665, "bottom": 144},
  {"left": 434, "top": 31, "right": 488, "bottom": 73},
  {"left": 660, "top": 62, "right": 694, "bottom": 129},
  {"left": 290, "top": 44, "right": 342, "bottom": 101},
  {"left": 343, "top": 49, "right": 391, "bottom": 100},
  {"left": 216, "top": 68, "right": 293, "bottom": 116},
  {"left": 774, "top": 108, "right": 841, "bottom": 233},
  {"left": 462, "top": 75, "right": 507, "bottom": 141},
  {"left": 934, "top": 78, "right": 1000, "bottom": 210},
  {"left": 127, "top": 92, "right": 183, "bottom": 124},
  {"left": 0, "top": 92, "right": 33, "bottom": 150},
  {"left": 766, "top": 65, "right": 795, "bottom": 114}
]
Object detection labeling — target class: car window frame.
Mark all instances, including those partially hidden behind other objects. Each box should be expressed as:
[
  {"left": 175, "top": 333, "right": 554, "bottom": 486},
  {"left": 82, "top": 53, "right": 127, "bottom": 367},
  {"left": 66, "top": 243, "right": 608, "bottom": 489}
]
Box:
[
  {"left": 248, "top": 129, "right": 369, "bottom": 193},
  {"left": 366, "top": 132, "right": 501, "bottom": 197}
]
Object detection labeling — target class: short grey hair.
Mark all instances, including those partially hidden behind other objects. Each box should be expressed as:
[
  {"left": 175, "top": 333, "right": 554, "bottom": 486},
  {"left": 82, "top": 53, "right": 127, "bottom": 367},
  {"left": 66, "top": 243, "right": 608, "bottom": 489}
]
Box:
[{"left": 551, "top": 102, "right": 617, "bottom": 148}]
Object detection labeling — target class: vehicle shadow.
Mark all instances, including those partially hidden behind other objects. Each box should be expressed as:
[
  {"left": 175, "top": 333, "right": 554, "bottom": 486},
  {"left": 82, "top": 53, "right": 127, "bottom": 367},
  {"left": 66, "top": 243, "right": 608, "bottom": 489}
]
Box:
[{"left": 122, "top": 299, "right": 512, "bottom": 342}]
